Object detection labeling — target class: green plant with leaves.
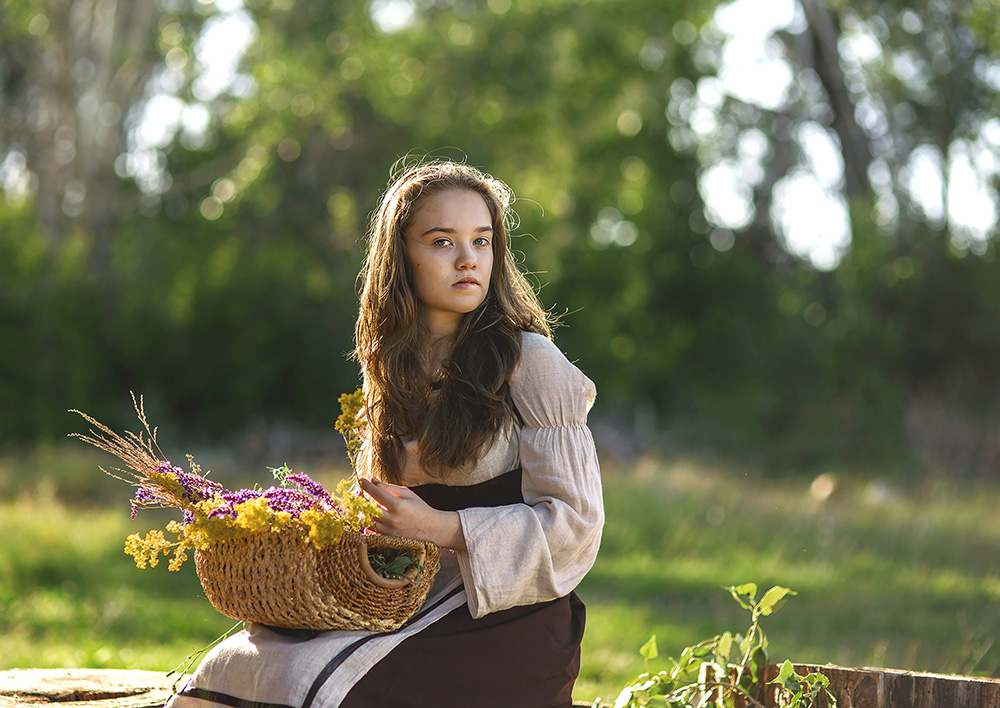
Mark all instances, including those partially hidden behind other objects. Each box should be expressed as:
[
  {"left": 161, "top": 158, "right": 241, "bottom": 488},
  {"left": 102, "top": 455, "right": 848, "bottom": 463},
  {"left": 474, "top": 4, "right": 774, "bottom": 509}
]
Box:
[
  {"left": 612, "top": 583, "right": 835, "bottom": 708},
  {"left": 367, "top": 546, "right": 424, "bottom": 582}
]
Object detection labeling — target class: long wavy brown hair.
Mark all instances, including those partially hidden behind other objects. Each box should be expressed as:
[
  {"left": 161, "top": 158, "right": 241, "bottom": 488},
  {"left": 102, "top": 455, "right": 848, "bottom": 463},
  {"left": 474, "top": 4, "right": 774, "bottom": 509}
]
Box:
[{"left": 355, "top": 159, "right": 552, "bottom": 483}]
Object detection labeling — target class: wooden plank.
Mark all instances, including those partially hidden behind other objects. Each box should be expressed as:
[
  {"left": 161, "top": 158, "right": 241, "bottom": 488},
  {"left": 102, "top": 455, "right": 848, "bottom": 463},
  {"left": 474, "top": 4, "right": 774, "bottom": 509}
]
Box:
[
  {"left": 0, "top": 669, "right": 177, "bottom": 708},
  {"left": 5, "top": 665, "right": 1000, "bottom": 707},
  {"left": 761, "top": 664, "right": 1000, "bottom": 708}
]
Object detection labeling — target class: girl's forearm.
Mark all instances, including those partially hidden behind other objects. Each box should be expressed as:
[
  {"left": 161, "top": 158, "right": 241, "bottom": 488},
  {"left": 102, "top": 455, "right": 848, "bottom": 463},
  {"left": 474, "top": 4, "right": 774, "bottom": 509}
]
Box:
[{"left": 431, "top": 509, "right": 468, "bottom": 551}]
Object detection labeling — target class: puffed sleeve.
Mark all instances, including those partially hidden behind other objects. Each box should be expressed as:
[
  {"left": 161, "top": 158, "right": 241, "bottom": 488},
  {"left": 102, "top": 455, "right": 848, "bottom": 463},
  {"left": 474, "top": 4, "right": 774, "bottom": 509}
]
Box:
[{"left": 455, "top": 332, "right": 604, "bottom": 618}]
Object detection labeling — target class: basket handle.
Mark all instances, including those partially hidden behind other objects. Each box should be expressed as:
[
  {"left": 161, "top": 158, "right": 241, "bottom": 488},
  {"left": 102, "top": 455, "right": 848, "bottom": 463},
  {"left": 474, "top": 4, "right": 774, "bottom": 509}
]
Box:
[{"left": 358, "top": 537, "right": 426, "bottom": 590}]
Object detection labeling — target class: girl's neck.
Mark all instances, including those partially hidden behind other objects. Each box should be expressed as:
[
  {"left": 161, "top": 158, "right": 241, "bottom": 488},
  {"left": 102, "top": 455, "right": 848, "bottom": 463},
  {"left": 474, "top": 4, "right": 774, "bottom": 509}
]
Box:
[{"left": 422, "top": 311, "right": 461, "bottom": 344}]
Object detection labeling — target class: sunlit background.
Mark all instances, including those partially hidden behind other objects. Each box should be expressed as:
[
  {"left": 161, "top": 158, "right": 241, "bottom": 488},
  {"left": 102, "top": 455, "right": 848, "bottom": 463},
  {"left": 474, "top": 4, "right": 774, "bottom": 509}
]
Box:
[
  {"left": 6, "top": 0, "right": 998, "bottom": 468},
  {"left": 3, "top": 0, "right": 1000, "bottom": 699}
]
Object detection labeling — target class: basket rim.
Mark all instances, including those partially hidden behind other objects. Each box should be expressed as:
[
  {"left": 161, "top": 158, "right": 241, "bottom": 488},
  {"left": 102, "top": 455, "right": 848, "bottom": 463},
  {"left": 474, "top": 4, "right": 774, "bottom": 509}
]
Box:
[{"left": 195, "top": 528, "right": 439, "bottom": 551}]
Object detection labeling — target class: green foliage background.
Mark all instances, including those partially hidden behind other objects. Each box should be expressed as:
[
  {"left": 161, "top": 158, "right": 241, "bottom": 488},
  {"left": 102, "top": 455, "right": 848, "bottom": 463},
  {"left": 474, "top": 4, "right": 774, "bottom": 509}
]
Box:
[{"left": 2, "top": 0, "right": 1000, "bottom": 475}]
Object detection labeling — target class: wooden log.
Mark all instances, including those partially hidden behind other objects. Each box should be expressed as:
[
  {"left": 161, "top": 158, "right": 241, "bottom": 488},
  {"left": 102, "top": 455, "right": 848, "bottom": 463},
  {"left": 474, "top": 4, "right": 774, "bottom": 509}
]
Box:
[
  {"left": 4, "top": 665, "right": 999, "bottom": 708},
  {"left": 760, "top": 664, "right": 1000, "bottom": 708},
  {"left": 0, "top": 669, "right": 176, "bottom": 708}
]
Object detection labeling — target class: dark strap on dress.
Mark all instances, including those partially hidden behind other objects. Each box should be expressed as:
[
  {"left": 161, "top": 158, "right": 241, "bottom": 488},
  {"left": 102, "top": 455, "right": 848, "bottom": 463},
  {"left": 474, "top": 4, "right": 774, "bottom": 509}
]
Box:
[{"left": 408, "top": 467, "right": 523, "bottom": 511}]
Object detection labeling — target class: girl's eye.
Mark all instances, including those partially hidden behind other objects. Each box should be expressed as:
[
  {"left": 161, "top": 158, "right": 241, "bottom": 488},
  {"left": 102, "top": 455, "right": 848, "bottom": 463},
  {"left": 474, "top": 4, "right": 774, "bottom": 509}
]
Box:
[
  {"left": 474, "top": 237, "right": 490, "bottom": 247},
  {"left": 433, "top": 238, "right": 450, "bottom": 247}
]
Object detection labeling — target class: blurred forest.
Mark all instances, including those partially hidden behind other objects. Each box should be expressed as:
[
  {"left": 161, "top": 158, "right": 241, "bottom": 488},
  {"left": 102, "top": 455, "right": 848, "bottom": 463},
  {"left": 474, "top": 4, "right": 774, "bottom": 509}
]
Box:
[{"left": 2, "top": 0, "right": 999, "bottom": 476}]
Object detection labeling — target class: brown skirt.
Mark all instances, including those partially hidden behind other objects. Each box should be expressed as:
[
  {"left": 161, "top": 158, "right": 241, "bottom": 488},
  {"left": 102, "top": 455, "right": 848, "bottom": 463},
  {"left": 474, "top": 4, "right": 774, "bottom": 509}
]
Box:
[
  {"left": 339, "top": 592, "right": 585, "bottom": 708},
  {"left": 340, "top": 469, "right": 586, "bottom": 707}
]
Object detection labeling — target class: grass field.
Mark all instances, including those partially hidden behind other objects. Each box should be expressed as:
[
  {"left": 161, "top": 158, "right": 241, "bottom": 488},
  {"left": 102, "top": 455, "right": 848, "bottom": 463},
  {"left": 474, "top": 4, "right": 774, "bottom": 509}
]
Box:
[{"left": 2, "top": 445, "right": 1000, "bottom": 704}]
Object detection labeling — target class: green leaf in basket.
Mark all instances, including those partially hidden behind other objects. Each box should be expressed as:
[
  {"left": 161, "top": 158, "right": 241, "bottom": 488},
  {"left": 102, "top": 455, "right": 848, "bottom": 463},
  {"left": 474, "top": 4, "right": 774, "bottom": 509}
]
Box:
[{"left": 369, "top": 548, "right": 420, "bottom": 579}]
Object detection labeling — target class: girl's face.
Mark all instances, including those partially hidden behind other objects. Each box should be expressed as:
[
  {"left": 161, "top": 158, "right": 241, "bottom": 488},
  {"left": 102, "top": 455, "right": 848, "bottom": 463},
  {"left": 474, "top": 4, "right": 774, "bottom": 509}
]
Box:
[{"left": 403, "top": 187, "right": 495, "bottom": 339}]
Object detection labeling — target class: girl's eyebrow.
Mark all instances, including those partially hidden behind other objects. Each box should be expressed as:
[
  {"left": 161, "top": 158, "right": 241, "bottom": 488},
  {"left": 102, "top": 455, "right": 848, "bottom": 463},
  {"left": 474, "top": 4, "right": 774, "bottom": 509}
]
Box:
[{"left": 417, "top": 225, "right": 494, "bottom": 237}]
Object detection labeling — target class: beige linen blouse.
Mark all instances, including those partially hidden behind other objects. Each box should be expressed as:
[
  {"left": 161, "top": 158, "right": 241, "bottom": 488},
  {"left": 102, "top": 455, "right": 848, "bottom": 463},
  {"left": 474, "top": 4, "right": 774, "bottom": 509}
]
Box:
[
  {"left": 399, "top": 331, "right": 605, "bottom": 618},
  {"left": 166, "top": 332, "right": 603, "bottom": 708}
]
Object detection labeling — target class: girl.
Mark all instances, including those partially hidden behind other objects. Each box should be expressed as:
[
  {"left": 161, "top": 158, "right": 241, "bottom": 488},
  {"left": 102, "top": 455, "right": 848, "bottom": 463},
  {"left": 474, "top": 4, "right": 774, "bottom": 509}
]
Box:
[{"left": 169, "top": 160, "right": 603, "bottom": 708}]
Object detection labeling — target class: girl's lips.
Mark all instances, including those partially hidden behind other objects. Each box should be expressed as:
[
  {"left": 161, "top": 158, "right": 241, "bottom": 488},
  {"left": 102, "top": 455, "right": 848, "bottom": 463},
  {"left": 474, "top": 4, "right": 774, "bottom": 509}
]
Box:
[{"left": 454, "top": 277, "right": 479, "bottom": 286}]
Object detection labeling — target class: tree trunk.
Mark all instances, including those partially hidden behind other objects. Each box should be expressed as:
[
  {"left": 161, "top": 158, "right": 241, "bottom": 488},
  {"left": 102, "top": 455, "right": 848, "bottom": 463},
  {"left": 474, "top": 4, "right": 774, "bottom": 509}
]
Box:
[
  {"left": 794, "top": 0, "right": 873, "bottom": 198},
  {"left": 761, "top": 663, "right": 1000, "bottom": 707},
  {"left": 0, "top": 669, "right": 176, "bottom": 708},
  {"left": 8, "top": 0, "right": 163, "bottom": 284}
]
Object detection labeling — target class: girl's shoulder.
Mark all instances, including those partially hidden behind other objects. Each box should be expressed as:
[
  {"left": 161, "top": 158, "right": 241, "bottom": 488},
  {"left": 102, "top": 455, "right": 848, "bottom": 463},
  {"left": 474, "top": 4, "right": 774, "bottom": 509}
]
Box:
[
  {"left": 511, "top": 331, "right": 596, "bottom": 427},
  {"left": 517, "top": 331, "right": 572, "bottom": 371}
]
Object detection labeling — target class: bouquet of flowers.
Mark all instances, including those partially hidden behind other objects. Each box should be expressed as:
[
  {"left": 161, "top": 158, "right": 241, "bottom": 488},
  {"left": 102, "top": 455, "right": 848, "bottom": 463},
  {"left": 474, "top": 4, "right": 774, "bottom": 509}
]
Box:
[{"left": 71, "top": 391, "right": 441, "bottom": 633}]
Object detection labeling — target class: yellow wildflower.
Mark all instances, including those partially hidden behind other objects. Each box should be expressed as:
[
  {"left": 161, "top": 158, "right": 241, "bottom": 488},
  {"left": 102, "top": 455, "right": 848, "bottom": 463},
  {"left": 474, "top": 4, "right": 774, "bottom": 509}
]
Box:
[
  {"left": 336, "top": 388, "right": 367, "bottom": 469},
  {"left": 233, "top": 497, "right": 274, "bottom": 533},
  {"left": 124, "top": 530, "right": 171, "bottom": 569},
  {"left": 168, "top": 547, "right": 189, "bottom": 572},
  {"left": 300, "top": 508, "right": 346, "bottom": 548},
  {"left": 336, "top": 477, "right": 382, "bottom": 530}
]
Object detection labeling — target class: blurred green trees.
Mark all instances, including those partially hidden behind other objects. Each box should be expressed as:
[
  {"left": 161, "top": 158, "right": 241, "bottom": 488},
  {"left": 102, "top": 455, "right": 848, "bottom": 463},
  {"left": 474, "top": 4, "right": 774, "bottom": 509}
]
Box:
[{"left": 2, "top": 0, "right": 999, "bottom": 475}]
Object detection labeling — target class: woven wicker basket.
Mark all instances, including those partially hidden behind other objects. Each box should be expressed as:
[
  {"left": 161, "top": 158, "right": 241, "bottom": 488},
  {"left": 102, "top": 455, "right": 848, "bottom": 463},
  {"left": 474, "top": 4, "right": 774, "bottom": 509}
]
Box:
[{"left": 194, "top": 530, "right": 441, "bottom": 633}]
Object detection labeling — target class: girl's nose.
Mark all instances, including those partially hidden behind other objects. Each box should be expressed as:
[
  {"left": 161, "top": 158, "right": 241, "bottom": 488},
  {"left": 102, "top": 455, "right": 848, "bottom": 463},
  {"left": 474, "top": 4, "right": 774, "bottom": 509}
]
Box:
[{"left": 456, "top": 243, "right": 477, "bottom": 269}]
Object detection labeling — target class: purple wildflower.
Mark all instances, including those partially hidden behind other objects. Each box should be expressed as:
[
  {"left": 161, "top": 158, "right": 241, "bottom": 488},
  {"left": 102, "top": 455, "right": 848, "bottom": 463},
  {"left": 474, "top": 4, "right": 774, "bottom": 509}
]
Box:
[
  {"left": 130, "top": 486, "right": 161, "bottom": 518},
  {"left": 176, "top": 471, "right": 224, "bottom": 503},
  {"left": 263, "top": 486, "right": 319, "bottom": 518},
  {"left": 152, "top": 461, "right": 224, "bottom": 505},
  {"left": 208, "top": 505, "right": 236, "bottom": 519},
  {"left": 224, "top": 488, "right": 264, "bottom": 504},
  {"left": 208, "top": 488, "right": 264, "bottom": 519},
  {"left": 284, "top": 473, "right": 335, "bottom": 507}
]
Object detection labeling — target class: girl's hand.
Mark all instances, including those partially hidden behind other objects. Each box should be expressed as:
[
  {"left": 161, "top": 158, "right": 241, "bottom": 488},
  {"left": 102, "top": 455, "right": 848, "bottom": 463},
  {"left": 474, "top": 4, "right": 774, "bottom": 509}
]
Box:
[{"left": 359, "top": 478, "right": 468, "bottom": 551}]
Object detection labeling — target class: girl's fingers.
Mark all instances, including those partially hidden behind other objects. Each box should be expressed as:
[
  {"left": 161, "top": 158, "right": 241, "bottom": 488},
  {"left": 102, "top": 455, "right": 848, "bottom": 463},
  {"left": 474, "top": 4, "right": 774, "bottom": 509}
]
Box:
[
  {"left": 358, "top": 477, "right": 388, "bottom": 506},
  {"left": 359, "top": 477, "right": 409, "bottom": 507}
]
